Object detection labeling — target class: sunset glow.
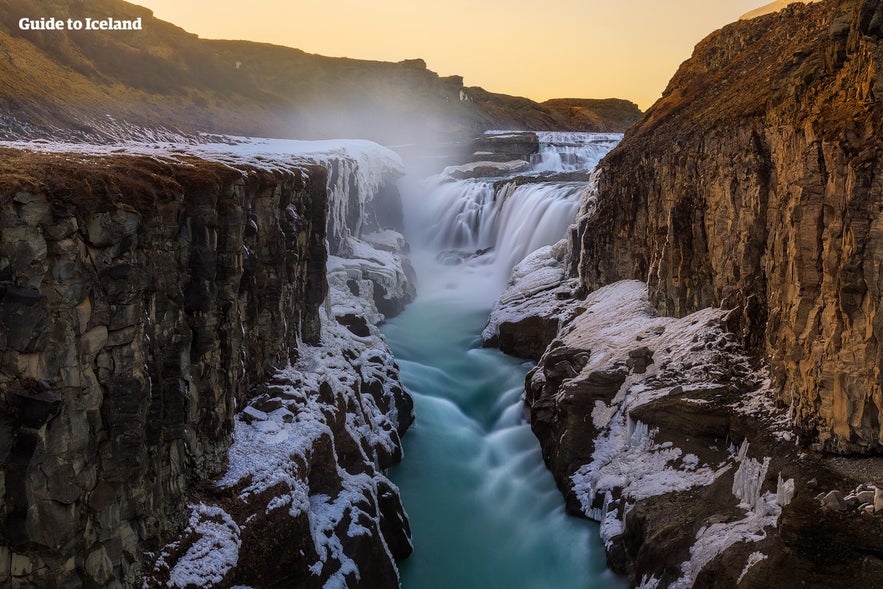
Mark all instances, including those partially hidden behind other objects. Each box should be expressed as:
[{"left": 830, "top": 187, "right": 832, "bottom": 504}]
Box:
[{"left": 130, "top": 0, "right": 783, "bottom": 109}]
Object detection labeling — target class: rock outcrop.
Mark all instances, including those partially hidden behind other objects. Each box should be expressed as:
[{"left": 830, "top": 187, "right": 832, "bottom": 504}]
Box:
[
  {"left": 0, "top": 141, "right": 414, "bottom": 587},
  {"left": 574, "top": 0, "right": 883, "bottom": 453},
  {"left": 540, "top": 99, "right": 642, "bottom": 133},
  {"left": 482, "top": 240, "right": 579, "bottom": 360},
  {"left": 740, "top": 0, "right": 821, "bottom": 20},
  {"left": 483, "top": 0, "right": 883, "bottom": 585}
]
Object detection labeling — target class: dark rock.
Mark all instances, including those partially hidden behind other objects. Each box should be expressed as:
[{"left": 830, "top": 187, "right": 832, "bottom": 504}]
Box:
[
  {"left": 0, "top": 285, "right": 48, "bottom": 351},
  {"left": 629, "top": 396, "right": 730, "bottom": 439},
  {"left": 10, "top": 389, "right": 62, "bottom": 429},
  {"left": 471, "top": 132, "right": 540, "bottom": 162},
  {"left": 377, "top": 479, "right": 413, "bottom": 559},
  {"left": 626, "top": 346, "right": 654, "bottom": 374},
  {"left": 0, "top": 155, "right": 347, "bottom": 587},
  {"left": 494, "top": 315, "right": 561, "bottom": 360}
]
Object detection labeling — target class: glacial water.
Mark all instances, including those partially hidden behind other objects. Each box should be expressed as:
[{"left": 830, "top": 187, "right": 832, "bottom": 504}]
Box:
[{"left": 385, "top": 134, "right": 627, "bottom": 588}]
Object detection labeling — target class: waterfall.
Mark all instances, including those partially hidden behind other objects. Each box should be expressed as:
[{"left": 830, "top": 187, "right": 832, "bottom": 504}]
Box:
[
  {"left": 531, "top": 132, "right": 621, "bottom": 173},
  {"left": 424, "top": 179, "right": 497, "bottom": 251},
  {"left": 491, "top": 182, "right": 586, "bottom": 274},
  {"left": 411, "top": 132, "right": 621, "bottom": 281}
]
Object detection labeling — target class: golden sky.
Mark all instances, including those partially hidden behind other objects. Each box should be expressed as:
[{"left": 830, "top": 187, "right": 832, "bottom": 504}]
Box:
[{"left": 131, "top": 0, "right": 780, "bottom": 110}]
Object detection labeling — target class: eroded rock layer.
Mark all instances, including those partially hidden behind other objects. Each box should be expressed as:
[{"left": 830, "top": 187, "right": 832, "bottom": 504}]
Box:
[
  {"left": 0, "top": 146, "right": 413, "bottom": 587},
  {"left": 574, "top": 0, "right": 883, "bottom": 453}
]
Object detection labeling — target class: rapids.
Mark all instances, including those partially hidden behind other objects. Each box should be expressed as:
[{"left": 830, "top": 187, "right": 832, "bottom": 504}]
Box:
[{"left": 385, "top": 133, "right": 627, "bottom": 588}]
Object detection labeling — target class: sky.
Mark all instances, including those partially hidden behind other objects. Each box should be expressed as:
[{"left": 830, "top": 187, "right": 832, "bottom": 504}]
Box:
[{"left": 131, "top": 0, "right": 782, "bottom": 110}]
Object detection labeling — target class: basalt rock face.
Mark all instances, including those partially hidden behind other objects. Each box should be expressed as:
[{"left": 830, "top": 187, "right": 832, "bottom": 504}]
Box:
[
  {"left": 0, "top": 151, "right": 330, "bottom": 586},
  {"left": 574, "top": 0, "right": 883, "bottom": 453}
]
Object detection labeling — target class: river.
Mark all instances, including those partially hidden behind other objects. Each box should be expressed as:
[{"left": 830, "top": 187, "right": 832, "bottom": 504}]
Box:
[{"left": 385, "top": 134, "right": 628, "bottom": 589}]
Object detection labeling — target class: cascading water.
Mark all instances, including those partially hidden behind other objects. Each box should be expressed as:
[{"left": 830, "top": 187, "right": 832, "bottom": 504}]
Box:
[
  {"left": 386, "top": 133, "right": 626, "bottom": 588},
  {"left": 490, "top": 181, "right": 586, "bottom": 275},
  {"left": 531, "top": 132, "right": 622, "bottom": 173},
  {"left": 412, "top": 132, "right": 622, "bottom": 284}
]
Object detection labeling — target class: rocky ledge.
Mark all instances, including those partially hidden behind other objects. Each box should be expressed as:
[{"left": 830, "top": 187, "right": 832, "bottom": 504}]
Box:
[
  {"left": 485, "top": 0, "right": 883, "bottom": 585},
  {"left": 0, "top": 139, "right": 415, "bottom": 588},
  {"left": 487, "top": 251, "right": 883, "bottom": 587}
]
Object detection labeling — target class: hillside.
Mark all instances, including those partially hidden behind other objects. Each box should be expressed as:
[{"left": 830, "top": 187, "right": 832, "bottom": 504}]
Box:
[
  {"left": 0, "top": 0, "right": 639, "bottom": 143},
  {"left": 541, "top": 98, "right": 642, "bottom": 132}
]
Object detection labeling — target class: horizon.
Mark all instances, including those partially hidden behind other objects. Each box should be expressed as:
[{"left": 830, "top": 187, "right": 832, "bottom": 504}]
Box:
[{"left": 130, "top": 0, "right": 785, "bottom": 111}]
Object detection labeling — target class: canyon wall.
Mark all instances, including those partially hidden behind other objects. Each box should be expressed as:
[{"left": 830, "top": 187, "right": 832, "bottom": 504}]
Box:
[
  {"left": 478, "top": 0, "right": 883, "bottom": 584},
  {"left": 0, "top": 146, "right": 413, "bottom": 587},
  {"left": 573, "top": 0, "right": 883, "bottom": 453}
]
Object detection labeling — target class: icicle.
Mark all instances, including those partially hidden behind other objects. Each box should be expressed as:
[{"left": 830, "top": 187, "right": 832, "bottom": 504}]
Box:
[
  {"left": 776, "top": 473, "right": 795, "bottom": 507},
  {"left": 736, "top": 439, "right": 750, "bottom": 462},
  {"left": 732, "top": 456, "right": 771, "bottom": 514},
  {"left": 628, "top": 420, "right": 651, "bottom": 449}
]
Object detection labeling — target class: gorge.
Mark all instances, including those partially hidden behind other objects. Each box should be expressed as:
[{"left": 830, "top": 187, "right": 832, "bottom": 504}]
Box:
[{"left": 1, "top": 0, "right": 883, "bottom": 587}]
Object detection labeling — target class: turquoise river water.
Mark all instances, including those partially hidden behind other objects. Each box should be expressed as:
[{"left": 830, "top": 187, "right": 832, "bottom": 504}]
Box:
[{"left": 384, "top": 253, "right": 625, "bottom": 589}]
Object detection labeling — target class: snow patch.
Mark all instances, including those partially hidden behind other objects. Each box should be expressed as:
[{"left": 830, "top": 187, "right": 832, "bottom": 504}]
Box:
[
  {"left": 737, "top": 551, "right": 768, "bottom": 584},
  {"left": 168, "top": 504, "right": 241, "bottom": 589},
  {"left": 670, "top": 494, "right": 779, "bottom": 589}
]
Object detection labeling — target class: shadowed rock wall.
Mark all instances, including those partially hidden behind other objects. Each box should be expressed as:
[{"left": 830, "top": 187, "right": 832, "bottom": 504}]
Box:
[{"left": 0, "top": 152, "right": 327, "bottom": 586}]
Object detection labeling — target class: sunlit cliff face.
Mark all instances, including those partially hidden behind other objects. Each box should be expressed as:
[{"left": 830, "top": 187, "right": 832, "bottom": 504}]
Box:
[
  {"left": 131, "top": 0, "right": 782, "bottom": 110},
  {"left": 740, "top": 0, "right": 820, "bottom": 20}
]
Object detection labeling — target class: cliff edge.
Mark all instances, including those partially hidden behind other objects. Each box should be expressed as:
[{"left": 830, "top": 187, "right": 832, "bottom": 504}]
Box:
[
  {"left": 482, "top": 0, "right": 883, "bottom": 585},
  {"left": 576, "top": 0, "right": 883, "bottom": 453},
  {"left": 0, "top": 141, "right": 415, "bottom": 588}
]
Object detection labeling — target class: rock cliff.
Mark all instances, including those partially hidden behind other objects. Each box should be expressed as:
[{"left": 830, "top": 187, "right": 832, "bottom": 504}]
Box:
[
  {"left": 483, "top": 0, "right": 883, "bottom": 585},
  {"left": 0, "top": 141, "right": 414, "bottom": 587},
  {"left": 575, "top": 0, "right": 883, "bottom": 453}
]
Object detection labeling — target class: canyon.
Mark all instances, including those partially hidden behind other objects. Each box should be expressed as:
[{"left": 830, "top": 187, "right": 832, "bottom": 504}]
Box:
[{"left": 1, "top": 0, "right": 883, "bottom": 587}]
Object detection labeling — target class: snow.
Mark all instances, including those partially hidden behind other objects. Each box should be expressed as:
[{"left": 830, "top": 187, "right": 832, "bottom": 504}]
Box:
[
  {"left": 482, "top": 240, "right": 577, "bottom": 343},
  {"left": 168, "top": 504, "right": 241, "bottom": 589},
  {"left": 1, "top": 134, "right": 402, "bottom": 177},
  {"left": 156, "top": 279, "right": 409, "bottom": 587},
  {"left": 206, "top": 226, "right": 409, "bottom": 584},
  {"left": 493, "top": 277, "right": 789, "bottom": 581},
  {"left": 669, "top": 493, "right": 779, "bottom": 589},
  {"left": 362, "top": 230, "right": 407, "bottom": 252},
  {"left": 732, "top": 369, "right": 793, "bottom": 441},
  {"left": 737, "top": 551, "right": 768, "bottom": 584},
  {"left": 219, "top": 310, "right": 403, "bottom": 499}
]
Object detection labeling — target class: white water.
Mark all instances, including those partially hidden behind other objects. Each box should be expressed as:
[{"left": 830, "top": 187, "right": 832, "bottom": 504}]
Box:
[
  {"left": 411, "top": 132, "right": 621, "bottom": 285},
  {"left": 386, "top": 133, "right": 625, "bottom": 588},
  {"left": 532, "top": 132, "right": 622, "bottom": 173}
]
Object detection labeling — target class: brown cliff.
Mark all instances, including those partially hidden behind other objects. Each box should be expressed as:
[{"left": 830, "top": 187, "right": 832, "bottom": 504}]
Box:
[
  {"left": 574, "top": 0, "right": 883, "bottom": 453},
  {"left": 541, "top": 98, "right": 642, "bottom": 133},
  {"left": 0, "top": 146, "right": 413, "bottom": 587},
  {"left": 478, "top": 0, "right": 883, "bottom": 584}
]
